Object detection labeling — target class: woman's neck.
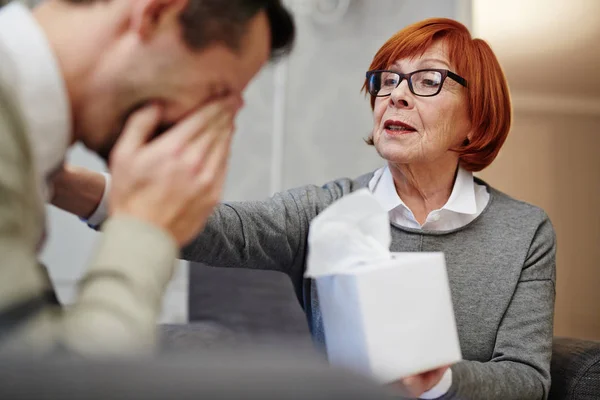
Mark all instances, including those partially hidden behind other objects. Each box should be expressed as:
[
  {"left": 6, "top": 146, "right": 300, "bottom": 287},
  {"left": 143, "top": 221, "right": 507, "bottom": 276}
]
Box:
[{"left": 388, "top": 158, "right": 459, "bottom": 225}]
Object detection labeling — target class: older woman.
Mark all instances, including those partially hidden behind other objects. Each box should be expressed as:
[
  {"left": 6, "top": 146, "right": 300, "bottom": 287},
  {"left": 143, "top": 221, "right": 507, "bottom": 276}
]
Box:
[{"left": 56, "top": 18, "right": 555, "bottom": 400}]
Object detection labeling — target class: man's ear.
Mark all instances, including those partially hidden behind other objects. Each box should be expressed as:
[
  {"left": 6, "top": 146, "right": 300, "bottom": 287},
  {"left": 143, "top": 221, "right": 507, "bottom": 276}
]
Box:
[{"left": 130, "top": 0, "right": 188, "bottom": 41}]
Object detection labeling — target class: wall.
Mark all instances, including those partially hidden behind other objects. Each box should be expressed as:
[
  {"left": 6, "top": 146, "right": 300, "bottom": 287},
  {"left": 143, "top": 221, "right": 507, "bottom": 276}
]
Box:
[
  {"left": 225, "top": 0, "right": 466, "bottom": 199},
  {"left": 473, "top": 0, "right": 600, "bottom": 340},
  {"left": 480, "top": 112, "right": 600, "bottom": 340}
]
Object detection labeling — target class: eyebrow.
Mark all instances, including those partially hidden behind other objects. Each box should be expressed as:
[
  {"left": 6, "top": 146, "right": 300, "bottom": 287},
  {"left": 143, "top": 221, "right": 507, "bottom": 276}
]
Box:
[{"left": 393, "top": 58, "right": 451, "bottom": 70}]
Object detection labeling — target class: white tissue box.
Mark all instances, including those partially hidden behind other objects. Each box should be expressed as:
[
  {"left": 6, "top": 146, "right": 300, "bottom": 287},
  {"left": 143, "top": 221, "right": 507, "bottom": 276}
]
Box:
[{"left": 314, "top": 252, "right": 462, "bottom": 383}]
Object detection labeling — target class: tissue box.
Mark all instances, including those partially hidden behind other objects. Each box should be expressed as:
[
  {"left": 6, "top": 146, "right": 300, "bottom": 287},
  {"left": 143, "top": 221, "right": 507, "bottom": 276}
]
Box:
[{"left": 314, "top": 252, "right": 462, "bottom": 383}]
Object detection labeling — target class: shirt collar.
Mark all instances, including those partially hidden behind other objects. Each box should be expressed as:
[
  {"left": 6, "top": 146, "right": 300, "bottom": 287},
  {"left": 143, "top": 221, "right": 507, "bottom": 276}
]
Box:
[
  {"left": 442, "top": 166, "right": 478, "bottom": 214},
  {"left": 369, "top": 166, "right": 403, "bottom": 212},
  {"left": 0, "top": 2, "right": 71, "bottom": 199},
  {"left": 369, "top": 164, "right": 478, "bottom": 215}
]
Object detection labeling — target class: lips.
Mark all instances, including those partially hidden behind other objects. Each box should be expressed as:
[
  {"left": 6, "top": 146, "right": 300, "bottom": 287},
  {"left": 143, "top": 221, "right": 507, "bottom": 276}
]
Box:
[{"left": 383, "top": 119, "right": 416, "bottom": 133}]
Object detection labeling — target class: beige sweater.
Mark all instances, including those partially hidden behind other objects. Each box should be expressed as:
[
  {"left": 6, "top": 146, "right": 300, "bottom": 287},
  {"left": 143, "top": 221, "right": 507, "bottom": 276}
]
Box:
[{"left": 0, "top": 37, "right": 177, "bottom": 358}]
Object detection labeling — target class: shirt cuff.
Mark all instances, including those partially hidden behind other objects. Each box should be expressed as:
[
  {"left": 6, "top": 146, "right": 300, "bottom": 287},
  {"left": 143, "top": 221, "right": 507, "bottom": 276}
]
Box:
[
  {"left": 419, "top": 368, "right": 452, "bottom": 399},
  {"left": 83, "top": 172, "right": 111, "bottom": 228}
]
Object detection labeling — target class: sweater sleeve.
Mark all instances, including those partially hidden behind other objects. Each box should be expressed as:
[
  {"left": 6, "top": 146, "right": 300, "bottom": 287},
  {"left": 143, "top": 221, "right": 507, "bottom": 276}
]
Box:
[
  {"left": 181, "top": 191, "right": 306, "bottom": 276},
  {"left": 181, "top": 182, "right": 346, "bottom": 297},
  {"left": 438, "top": 212, "right": 556, "bottom": 400}
]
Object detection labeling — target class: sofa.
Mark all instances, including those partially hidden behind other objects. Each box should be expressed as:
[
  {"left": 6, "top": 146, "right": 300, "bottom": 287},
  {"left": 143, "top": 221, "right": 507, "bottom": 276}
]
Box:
[
  {"left": 158, "top": 264, "right": 600, "bottom": 400},
  {"left": 0, "top": 346, "right": 391, "bottom": 400},
  {"left": 550, "top": 337, "right": 600, "bottom": 399}
]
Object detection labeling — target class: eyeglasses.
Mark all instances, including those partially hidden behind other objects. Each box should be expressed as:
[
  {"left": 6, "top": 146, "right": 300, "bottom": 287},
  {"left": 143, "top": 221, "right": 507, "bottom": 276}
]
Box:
[{"left": 365, "top": 69, "right": 468, "bottom": 97}]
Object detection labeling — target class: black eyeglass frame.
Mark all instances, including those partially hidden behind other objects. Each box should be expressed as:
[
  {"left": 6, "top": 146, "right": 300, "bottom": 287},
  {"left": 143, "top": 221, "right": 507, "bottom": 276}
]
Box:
[{"left": 365, "top": 69, "right": 468, "bottom": 98}]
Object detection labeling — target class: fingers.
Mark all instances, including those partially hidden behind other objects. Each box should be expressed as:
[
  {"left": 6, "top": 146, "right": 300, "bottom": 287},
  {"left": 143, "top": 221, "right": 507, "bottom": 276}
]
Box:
[
  {"left": 184, "top": 121, "right": 233, "bottom": 213},
  {"left": 400, "top": 376, "right": 418, "bottom": 388},
  {"left": 148, "top": 96, "right": 239, "bottom": 155},
  {"left": 193, "top": 122, "right": 233, "bottom": 183},
  {"left": 113, "top": 104, "right": 162, "bottom": 158},
  {"left": 424, "top": 365, "right": 450, "bottom": 381},
  {"left": 397, "top": 366, "right": 450, "bottom": 397},
  {"left": 183, "top": 111, "right": 234, "bottom": 173},
  {"left": 125, "top": 98, "right": 235, "bottom": 178},
  {"left": 168, "top": 123, "right": 234, "bottom": 243}
]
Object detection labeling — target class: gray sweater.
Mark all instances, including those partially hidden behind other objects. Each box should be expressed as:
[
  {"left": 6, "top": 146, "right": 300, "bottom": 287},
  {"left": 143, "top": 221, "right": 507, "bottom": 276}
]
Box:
[{"left": 183, "top": 172, "right": 556, "bottom": 400}]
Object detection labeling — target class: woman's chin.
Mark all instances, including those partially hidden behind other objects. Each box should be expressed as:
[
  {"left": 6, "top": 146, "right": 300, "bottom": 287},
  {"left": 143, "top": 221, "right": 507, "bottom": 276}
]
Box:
[{"left": 375, "top": 146, "right": 415, "bottom": 165}]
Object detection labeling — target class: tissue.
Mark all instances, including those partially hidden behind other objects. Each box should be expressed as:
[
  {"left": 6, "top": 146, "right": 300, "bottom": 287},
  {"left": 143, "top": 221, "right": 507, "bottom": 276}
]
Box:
[
  {"left": 305, "top": 189, "right": 391, "bottom": 277},
  {"left": 305, "top": 189, "right": 462, "bottom": 383}
]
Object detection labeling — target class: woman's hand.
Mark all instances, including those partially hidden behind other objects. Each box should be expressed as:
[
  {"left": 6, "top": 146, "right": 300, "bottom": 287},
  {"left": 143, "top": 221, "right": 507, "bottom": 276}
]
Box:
[{"left": 388, "top": 365, "right": 450, "bottom": 398}]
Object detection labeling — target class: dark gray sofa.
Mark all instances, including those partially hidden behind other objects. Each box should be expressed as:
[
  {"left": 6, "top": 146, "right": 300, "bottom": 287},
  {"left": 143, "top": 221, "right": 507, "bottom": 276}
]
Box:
[
  {"left": 158, "top": 265, "right": 600, "bottom": 400},
  {"left": 0, "top": 348, "right": 391, "bottom": 400},
  {"left": 550, "top": 337, "right": 600, "bottom": 399}
]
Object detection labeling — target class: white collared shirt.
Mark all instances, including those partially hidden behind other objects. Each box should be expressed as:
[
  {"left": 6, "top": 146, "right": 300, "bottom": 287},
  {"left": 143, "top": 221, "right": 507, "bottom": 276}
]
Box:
[
  {"left": 0, "top": 2, "right": 71, "bottom": 203},
  {"left": 369, "top": 164, "right": 489, "bottom": 398},
  {"left": 369, "top": 165, "right": 490, "bottom": 231}
]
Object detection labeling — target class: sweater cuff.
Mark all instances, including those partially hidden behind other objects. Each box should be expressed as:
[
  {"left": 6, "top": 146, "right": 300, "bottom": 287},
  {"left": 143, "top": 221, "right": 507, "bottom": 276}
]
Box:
[{"left": 419, "top": 369, "right": 452, "bottom": 399}]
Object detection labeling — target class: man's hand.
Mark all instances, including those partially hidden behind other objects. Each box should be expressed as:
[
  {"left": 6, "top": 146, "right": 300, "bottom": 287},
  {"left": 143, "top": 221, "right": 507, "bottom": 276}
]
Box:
[
  {"left": 387, "top": 365, "right": 450, "bottom": 398},
  {"left": 108, "top": 97, "right": 240, "bottom": 247}
]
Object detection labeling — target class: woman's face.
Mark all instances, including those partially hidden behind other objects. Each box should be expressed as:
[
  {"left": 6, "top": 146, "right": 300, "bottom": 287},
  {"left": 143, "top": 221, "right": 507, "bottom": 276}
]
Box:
[{"left": 371, "top": 41, "right": 471, "bottom": 166}]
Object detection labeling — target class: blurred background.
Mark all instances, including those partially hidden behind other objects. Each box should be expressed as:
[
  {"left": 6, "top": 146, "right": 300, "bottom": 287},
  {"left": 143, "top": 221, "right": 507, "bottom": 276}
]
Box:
[
  {"left": 473, "top": 0, "right": 600, "bottom": 340},
  {"left": 9, "top": 0, "right": 598, "bottom": 340}
]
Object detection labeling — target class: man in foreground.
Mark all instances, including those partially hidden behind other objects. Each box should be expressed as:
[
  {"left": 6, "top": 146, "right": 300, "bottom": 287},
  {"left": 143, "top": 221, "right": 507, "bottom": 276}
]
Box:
[{"left": 0, "top": 0, "right": 294, "bottom": 356}]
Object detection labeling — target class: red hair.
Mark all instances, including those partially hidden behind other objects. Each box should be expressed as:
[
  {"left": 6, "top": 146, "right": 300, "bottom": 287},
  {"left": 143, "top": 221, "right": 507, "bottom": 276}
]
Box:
[{"left": 363, "top": 18, "right": 511, "bottom": 172}]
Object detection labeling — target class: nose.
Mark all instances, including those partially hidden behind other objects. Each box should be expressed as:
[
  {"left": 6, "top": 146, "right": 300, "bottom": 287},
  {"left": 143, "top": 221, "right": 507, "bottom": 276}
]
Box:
[{"left": 389, "top": 79, "right": 414, "bottom": 110}]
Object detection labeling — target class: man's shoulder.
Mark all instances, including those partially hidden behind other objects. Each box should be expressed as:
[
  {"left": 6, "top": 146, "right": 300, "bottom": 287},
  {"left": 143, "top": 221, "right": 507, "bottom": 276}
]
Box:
[
  {"left": 0, "top": 75, "right": 39, "bottom": 211},
  {"left": 0, "top": 81, "right": 43, "bottom": 248},
  {"left": 0, "top": 43, "right": 26, "bottom": 143},
  {"left": 0, "top": 80, "right": 30, "bottom": 163}
]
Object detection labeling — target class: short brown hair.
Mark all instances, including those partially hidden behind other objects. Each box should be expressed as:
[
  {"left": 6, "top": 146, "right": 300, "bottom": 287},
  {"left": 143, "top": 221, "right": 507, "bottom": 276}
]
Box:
[
  {"left": 363, "top": 18, "right": 511, "bottom": 172},
  {"left": 63, "top": 0, "right": 295, "bottom": 61}
]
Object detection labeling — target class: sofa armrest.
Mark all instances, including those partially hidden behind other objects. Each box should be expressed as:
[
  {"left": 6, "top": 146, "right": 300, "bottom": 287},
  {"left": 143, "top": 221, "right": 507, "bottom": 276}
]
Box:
[{"left": 550, "top": 337, "right": 600, "bottom": 400}]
